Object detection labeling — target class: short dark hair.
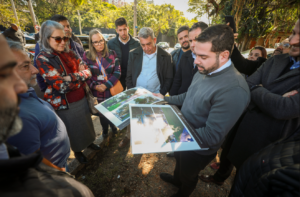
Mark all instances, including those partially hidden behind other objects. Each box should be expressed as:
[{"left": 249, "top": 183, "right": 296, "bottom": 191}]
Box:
[
  {"left": 115, "top": 17, "right": 127, "bottom": 28},
  {"left": 50, "top": 15, "right": 68, "bottom": 23},
  {"left": 195, "top": 24, "right": 234, "bottom": 55},
  {"left": 189, "top": 21, "right": 208, "bottom": 32},
  {"left": 177, "top": 25, "right": 189, "bottom": 35}
]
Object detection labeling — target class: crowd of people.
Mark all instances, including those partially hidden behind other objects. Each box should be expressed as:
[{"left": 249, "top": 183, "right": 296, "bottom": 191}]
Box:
[{"left": 0, "top": 13, "right": 299, "bottom": 197}]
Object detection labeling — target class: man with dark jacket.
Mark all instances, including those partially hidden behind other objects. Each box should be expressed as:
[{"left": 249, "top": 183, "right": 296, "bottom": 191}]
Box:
[
  {"left": 0, "top": 34, "right": 94, "bottom": 197},
  {"left": 34, "top": 15, "right": 84, "bottom": 93},
  {"left": 171, "top": 25, "right": 190, "bottom": 71},
  {"left": 118, "top": 27, "right": 174, "bottom": 148},
  {"left": 200, "top": 16, "right": 300, "bottom": 186},
  {"left": 108, "top": 17, "right": 140, "bottom": 90},
  {"left": 2, "top": 24, "right": 26, "bottom": 46},
  {"left": 169, "top": 22, "right": 208, "bottom": 96}
]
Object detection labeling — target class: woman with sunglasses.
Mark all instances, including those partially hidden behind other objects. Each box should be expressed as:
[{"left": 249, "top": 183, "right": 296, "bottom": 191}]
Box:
[
  {"left": 36, "top": 20, "right": 99, "bottom": 164},
  {"left": 83, "top": 29, "right": 121, "bottom": 138}
]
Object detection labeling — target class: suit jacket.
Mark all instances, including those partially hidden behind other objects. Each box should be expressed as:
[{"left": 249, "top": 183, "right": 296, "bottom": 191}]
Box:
[
  {"left": 170, "top": 48, "right": 181, "bottom": 70},
  {"left": 169, "top": 50, "right": 197, "bottom": 96},
  {"left": 126, "top": 46, "right": 174, "bottom": 95},
  {"left": 227, "top": 53, "right": 300, "bottom": 168}
]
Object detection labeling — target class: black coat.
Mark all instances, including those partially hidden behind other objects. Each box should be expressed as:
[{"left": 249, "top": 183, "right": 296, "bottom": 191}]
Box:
[
  {"left": 0, "top": 144, "right": 94, "bottom": 197},
  {"left": 126, "top": 46, "right": 174, "bottom": 95},
  {"left": 227, "top": 53, "right": 300, "bottom": 168},
  {"left": 170, "top": 48, "right": 181, "bottom": 70},
  {"left": 229, "top": 133, "right": 300, "bottom": 197},
  {"left": 107, "top": 34, "right": 140, "bottom": 74},
  {"left": 169, "top": 50, "right": 197, "bottom": 96},
  {"left": 231, "top": 45, "right": 267, "bottom": 76}
]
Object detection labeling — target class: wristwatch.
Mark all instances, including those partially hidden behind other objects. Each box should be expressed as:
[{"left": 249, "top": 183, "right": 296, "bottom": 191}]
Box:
[{"left": 250, "top": 85, "right": 262, "bottom": 91}]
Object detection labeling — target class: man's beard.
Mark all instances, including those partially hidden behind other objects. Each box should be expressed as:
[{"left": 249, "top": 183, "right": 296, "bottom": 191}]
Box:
[
  {"left": 197, "top": 53, "right": 220, "bottom": 75},
  {"left": 120, "top": 35, "right": 128, "bottom": 41},
  {"left": 28, "top": 75, "right": 37, "bottom": 88},
  {"left": 0, "top": 103, "right": 23, "bottom": 144},
  {"left": 65, "top": 31, "right": 72, "bottom": 38},
  {"left": 182, "top": 41, "right": 190, "bottom": 50}
]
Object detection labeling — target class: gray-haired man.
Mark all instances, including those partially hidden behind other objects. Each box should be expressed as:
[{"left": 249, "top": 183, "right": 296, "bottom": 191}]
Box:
[{"left": 118, "top": 27, "right": 174, "bottom": 148}]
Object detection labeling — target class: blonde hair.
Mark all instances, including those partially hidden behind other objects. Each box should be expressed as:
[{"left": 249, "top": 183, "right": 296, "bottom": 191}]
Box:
[{"left": 87, "top": 29, "right": 109, "bottom": 61}]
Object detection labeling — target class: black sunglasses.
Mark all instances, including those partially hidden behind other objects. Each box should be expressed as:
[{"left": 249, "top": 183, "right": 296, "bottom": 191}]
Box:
[{"left": 50, "top": 36, "right": 69, "bottom": 43}]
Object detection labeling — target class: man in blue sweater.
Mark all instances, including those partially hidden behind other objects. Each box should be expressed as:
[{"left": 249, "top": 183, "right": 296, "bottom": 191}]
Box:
[
  {"left": 154, "top": 25, "right": 250, "bottom": 197},
  {"left": 7, "top": 40, "right": 70, "bottom": 170}
]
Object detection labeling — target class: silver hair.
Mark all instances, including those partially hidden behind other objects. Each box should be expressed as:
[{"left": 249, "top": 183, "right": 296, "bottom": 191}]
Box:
[
  {"left": 39, "top": 20, "right": 69, "bottom": 53},
  {"left": 6, "top": 39, "right": 24, "bottom": 51},
  {"left": 138, "top": 27, "right": 155, "bottom": 39}
]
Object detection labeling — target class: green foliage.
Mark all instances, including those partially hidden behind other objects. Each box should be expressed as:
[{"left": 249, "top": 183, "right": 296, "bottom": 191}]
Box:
[
  {"left": 188, "top": 0, "right": 299, "bottom": 41},
  {"left": 3, "top": 0, "right": 194, "bottom": 42},
  {"left": 33, "top": 0, "right": 75, "bottom": 23},
  {"left": 118, "top": 1, "right": 195, "bottom": 41},
  {"left": 0, "top": 0, "right": 32, "bottom": 30}
]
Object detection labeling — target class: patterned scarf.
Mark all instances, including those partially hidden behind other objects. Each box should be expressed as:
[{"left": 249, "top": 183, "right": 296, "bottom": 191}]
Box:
[{"left": 54, "top": 51, "right": 80, "bottom": 73}]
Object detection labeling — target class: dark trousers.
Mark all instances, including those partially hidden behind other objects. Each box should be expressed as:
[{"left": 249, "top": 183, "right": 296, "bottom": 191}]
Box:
[
  {"left": 99, "top": 116, "right": 117, "bottom": 135},
  {"left": 120, "top": 76, "right": 127, "bottom": 90},
  {"left": 212, "top": 141, "right": 234, "bottom": 182},
  {"left": 174, "top": 151, "right": 216, "bottom": 197}
]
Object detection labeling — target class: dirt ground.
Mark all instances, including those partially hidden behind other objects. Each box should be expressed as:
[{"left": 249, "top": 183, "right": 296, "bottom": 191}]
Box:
[{"left": 75, "top": 128, "right": 236, "bottom": 197}]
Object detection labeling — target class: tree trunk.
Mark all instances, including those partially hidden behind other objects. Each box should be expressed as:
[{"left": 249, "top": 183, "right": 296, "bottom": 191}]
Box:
[
  {"left": 10, "top": 0, "right": 19, "bottom": 25},
  {"left": 133, "top": 0, "right": 137, "bottom": 37},
  {"left": 27, "top": 0, "right": 37, "bottom": 33},
  {"left": 77, "top": 10, "right": 82, "bottom": 35}
]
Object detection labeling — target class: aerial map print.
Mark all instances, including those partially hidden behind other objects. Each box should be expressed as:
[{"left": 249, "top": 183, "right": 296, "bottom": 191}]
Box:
[
  {"left": 130, "top": 105, "right": 203, "bottom": 154},
  {"left": 94, "top": 87, "right": 162, "bottom": 129}
]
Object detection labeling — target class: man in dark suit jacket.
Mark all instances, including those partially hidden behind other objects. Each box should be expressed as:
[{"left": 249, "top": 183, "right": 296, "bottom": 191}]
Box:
[
  {"left": 200, "top": 16, "right": 300, "bottom": 186},
  {"left": 118, "top": 27, "right": 173, "bottom": 148},
  {"left": 169, "top": 22, "right": 208, "bottom": 96}
]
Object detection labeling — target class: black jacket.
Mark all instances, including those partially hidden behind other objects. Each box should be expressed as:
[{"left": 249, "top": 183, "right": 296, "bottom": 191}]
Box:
[
  {"left": 231, "top": 45, "right": 266, "bottom": 76},
  {"left": 170, "top": 48, "right": 181, "bottom": 70},
  {"left": 107, "top": 34, "right": 140, "bottom": 72},
  {"left": 230, "top": 132, "right": 300, "bottom": 197},
  {"left": 169, "top": 50, "right": 196, "bottom": 96},
  {"left": 2, "top": 27, "right": 26, "bottom": 46},
  {"left": 126, "top": 46, "right": 174, "bottom": 95},
  {"left": 227, "top": 53, "right": 300, "bottom": 168},
  {"left": 0, "top": 144, "right": 94, "bottom": 197}
]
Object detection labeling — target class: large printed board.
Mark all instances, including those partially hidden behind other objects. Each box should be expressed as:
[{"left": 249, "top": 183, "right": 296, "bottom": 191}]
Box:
[
  {"left": 94, "top": 87, "right": 163, "bottom": 130},
  {"left": 129, "top": 104, "right": 209, "bottom": 154}
]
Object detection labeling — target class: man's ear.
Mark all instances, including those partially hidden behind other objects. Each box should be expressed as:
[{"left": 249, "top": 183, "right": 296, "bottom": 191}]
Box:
[{"left": 220, "top": 50, "right": 230, "bottom": 63}]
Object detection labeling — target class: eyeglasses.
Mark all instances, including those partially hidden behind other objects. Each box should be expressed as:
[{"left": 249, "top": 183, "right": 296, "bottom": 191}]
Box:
[
  {"left": 92, "top": 40, "right": 105, "bottom": 45},
  {"left": 50, "top": 36, "right": 69, "bottom": 43},
  {"left": 279, "top": 42, "right": 290, "bottom": 48}
]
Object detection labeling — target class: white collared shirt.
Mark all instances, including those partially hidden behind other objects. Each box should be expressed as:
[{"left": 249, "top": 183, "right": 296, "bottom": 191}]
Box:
[
  {"left": 192, "top": 52, "right": 196, "bottom": 68},
  {"left": 143, "top": 46, "right": 157, "bottom": 59},
  {"left": 208, "top": 59, "right": 232, "bottom": 75},
  {"left": 118, "top": 36, "right": 130, "bottom": 45},
  {"left": 136, "top": 46, "right": 160, "bottom": 93}
]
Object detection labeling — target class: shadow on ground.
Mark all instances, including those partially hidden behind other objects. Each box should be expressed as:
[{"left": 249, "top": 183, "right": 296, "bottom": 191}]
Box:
[{"left": 75, "top": 128, "right": 236, "bottom": 197}]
